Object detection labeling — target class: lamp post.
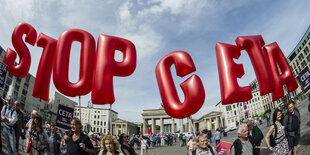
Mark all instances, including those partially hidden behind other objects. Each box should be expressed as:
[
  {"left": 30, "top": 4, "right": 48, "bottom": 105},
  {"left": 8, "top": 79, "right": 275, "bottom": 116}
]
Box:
[{"left": 88, "top": 100, "right": 92, "bottom": 133}]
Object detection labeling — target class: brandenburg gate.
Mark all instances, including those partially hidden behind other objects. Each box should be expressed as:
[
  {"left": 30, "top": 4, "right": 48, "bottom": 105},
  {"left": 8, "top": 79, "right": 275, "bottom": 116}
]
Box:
[
  {"left": 141, "top": 108, "right": 194, "bottom": 135},
  {"left": 142, "top": 108, "right": 223, "bottom": 135}
]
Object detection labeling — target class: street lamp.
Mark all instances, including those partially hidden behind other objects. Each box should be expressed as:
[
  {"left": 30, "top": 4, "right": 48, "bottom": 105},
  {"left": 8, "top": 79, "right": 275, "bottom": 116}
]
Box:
[{"left": 88, "top": 100, "right": 92, "bottom": 133}]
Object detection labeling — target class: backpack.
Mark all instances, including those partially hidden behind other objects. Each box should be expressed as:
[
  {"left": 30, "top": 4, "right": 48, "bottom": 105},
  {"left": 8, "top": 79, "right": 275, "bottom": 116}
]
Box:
[{"left": 269, "top": 123, "right": 278, "bottom": 147}]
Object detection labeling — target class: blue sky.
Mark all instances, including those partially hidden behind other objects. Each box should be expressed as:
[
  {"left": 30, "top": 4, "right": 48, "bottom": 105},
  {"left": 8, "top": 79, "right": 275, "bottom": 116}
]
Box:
[{"left": 0, "top": 0, "right": 310, "bottom": 123}]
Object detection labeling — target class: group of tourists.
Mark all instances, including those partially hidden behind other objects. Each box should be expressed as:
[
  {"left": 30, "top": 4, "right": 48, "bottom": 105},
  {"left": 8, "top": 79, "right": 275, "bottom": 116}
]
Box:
[{"left": 230, "top": 100, "right": 301, "bottom": 155}]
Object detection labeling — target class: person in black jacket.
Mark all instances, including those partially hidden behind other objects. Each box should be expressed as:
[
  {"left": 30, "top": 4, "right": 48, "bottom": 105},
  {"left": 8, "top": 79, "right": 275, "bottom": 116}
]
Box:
[
  {"left": 283, "top": 101, "right": 300, "bottom": 155},
  {"left": 64, "top": 117, "right": 96, "bottom": 155},
  {"left": 230, "top": 124, "right": 254, "bottom": 155},
  {"left": 247, "top": 121, "right": 263, "bottom": 155}
]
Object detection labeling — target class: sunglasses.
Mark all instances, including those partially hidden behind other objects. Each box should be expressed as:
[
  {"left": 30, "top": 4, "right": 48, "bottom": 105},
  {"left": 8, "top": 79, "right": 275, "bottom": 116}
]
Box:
[{"left": 123, "top": 136, "right": 128, "bottom": 138}]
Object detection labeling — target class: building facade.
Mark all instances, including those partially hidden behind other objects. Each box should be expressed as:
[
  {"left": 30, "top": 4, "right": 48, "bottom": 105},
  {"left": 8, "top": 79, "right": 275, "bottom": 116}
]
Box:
[
  {"left": 74, "top": 106, "right": 118, "bottom": 134},
  {"left": 44, "top": 90, "right": 78, "bottom": 123},
  {"left": 193, "top": 111, "right": 223, "bottom": 131},
  {"left": 112, "top": 118, "right": 140, "bottom": 136},
  {"left": 287, "top": 26, "right": 310, "bottom": 98}
]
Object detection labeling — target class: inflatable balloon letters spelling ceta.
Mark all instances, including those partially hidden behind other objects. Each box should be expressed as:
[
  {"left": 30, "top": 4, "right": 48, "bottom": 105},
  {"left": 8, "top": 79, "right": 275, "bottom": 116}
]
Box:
[
  {"left": 216, "top": 35, "right": 298, "bottom": 105},
  {"left": 4, "top": 22, "right": 298, "bottom": 118}
]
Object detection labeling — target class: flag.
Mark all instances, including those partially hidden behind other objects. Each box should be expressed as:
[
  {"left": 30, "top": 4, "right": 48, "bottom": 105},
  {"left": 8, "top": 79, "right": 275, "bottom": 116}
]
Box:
[
  {"left": 148, "top": 127, "right": 152, "bottom": 135},
  {"left": 215, "top": 141, "right": 233, "bottom": 155}
]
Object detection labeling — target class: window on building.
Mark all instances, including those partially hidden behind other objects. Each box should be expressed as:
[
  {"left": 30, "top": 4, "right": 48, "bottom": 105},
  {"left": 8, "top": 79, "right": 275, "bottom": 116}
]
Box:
[
  {"left": 234, "top": 111, "right": 236, "bottom": 115},
  {"left": 233, "top": 105, "right": 235, "bottom": 109},
  {"left": 304, "top": 47, "right": 309, "bottom": 55},
  {"left": 94, "top": 115, "right": 96, "bottom": 119},
  {"left": 94, "top": 121, "right": 96, "bottom": 125},
  {"left": 26, "top": 75, "right": 31, "bottom": 82},
  {"left": 104, "top": 129, "right": 106, "bottom": 133},
  {"left": 6, "top": 78, "right": 12, "bottom": 85},
  {"left": 97, "top": 121, "right": 99, "bottom": 125},
  {"left": 104, "top": 122, "right": 106, "bottom": 126},
  {"left": 301, "top": 61, "right": 307, "bottom": 68},
  {"left": 101, "top": 121, "right": 103, "bottom": 125}
]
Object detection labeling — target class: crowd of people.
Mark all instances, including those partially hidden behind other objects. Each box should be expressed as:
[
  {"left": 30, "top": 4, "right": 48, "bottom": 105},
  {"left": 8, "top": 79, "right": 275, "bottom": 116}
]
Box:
[
  {"left": 230, "top": 100, "right": 302, "bottom": 155},
  {"left": 0, "top": 94, "right": 307, "bottom": 155}
]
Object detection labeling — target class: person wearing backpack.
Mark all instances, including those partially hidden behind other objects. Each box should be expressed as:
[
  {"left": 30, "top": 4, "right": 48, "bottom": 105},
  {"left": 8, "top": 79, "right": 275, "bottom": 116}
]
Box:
[
  {"left": 247, "top": 121, "right": 263, "bottom": 155},
  {"left": 265, "top": 108, "right": 289, "bottom": 155},
  {"left": 283, "top": 101, "right": 300, "bottom": 155},
  {"left": 230, "top": 124, "right": 254, "bottom": 155},
  {"left": 1, "top": 96, "right": 18, "bottom": 155}
]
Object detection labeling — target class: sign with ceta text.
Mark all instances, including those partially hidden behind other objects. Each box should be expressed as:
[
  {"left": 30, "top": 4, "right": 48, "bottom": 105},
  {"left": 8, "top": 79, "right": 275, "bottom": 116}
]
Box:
[
  {"left": 56, "top": 104, "right": 74, "bottom": 130},
  {"left": 215, "top": 141, "right": 233, "bottom": 155},
  {"left": 0, "top": 62, "right": 8, "bottom": 88},
  {"left": 298, "top": 66, "right": 310, "bottom": 93}
]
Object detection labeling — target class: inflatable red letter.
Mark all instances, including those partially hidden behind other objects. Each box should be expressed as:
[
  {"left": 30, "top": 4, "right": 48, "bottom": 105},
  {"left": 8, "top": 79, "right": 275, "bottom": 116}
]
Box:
[
  {"left": 53, "top": 29, "right": 96, "bottom": 97},
  {"left": 91, "top": 34, "right": 136, "bottom": 105},
  {"left": 216, "top": 43, "right": 252, "bottom": 105},
  {"left": 235, "top": 35, "right": 275, "bottom": 96},
  {"left": 264, "top": 42, "right": 298, "bottom": 101},
  {"left": 32, "top": 33, "right": 57, "bottom": 101},
  {"left": 4, "top": 22, "right": 37, "bottom": 78},
  {"left": 155, "top": 51, "right": 205, "bottom": 118}
]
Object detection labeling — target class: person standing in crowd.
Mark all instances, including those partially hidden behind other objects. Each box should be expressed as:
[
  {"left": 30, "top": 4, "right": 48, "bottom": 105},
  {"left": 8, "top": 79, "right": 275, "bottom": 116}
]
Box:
[
  {"left": 119, "top": 133, "right": 137, "bottom": 155},
  {"left": 186, "top": 135, "right": 197, "bottom": 155},
  {"left": 129, "top": 134, "right": 135, "bottom": 147},
  {"left": 230, "top": 124, "right": 254, "bottom": 155},
  {"left": 28, "top": 114, "right": 48, "bottom": 155},
  {"left": 247, "top": 121, "right": 264, "bottom": 155},
  {"left": 213, "top": 128, "right": 221, "bottom": 146},
  {"left": 207, "top": 130, "right": 212, "bottom": 143},
  {"left": 25, "top": 110, "right": 38, "bottom": 142},
  {"left": 46, "top": 123, "right": 61, "bottom": 155},
  {"left": 182, "top": 134, "right": 187, "bottom": 147},
  {"left": 179, "top": 134, "right": 183, "bottom": 146},
  {"left": 283, "top": 101, "right": 300, "bottom": 155},
  {"left": 193, "top": 134, "right": 217, "bottom": 155},
  {"left": 1, "top": 96, "right": 18, "bottom": 155},
  {"left": 64, "top": 117, "right": 95, "bottom": 154},
  {"left": 14, "top": 100, "right": 25, "bottom": 154},
  {"left": 99, "top": 135, "right": 123, "bottom": 155},
  {"left": 89, "top": 132, "right": 101, "bottom": 154},
  {"left": 156, "top": 134, "right": 160, "bottom": 147},
  {"left": 60, "top": 131, "right": 67, "bottom": 155},
  {"left": 264, "top": 109, "right": 289, "bottom": 155},
  {"left": 140, "top": 136, "right": 149, "bottom": 155},
  {"left": 266, "top": 113, "right": 271, "bottom": 127}
]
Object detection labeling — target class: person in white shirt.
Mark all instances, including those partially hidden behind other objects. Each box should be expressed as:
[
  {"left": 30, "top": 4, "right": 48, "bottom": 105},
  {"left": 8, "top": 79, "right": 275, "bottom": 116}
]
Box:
[
  {"left": 1, "top": 96, "right": 18, "bottom": 155},
  {"left": 140, "top": 136, "right": 149, "bottom": 155}
]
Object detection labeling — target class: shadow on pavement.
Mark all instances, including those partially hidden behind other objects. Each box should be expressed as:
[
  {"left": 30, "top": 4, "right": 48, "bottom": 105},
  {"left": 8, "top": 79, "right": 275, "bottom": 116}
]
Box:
[{"left": 299, "top": 133, "right": 310, "bottom": 145}]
